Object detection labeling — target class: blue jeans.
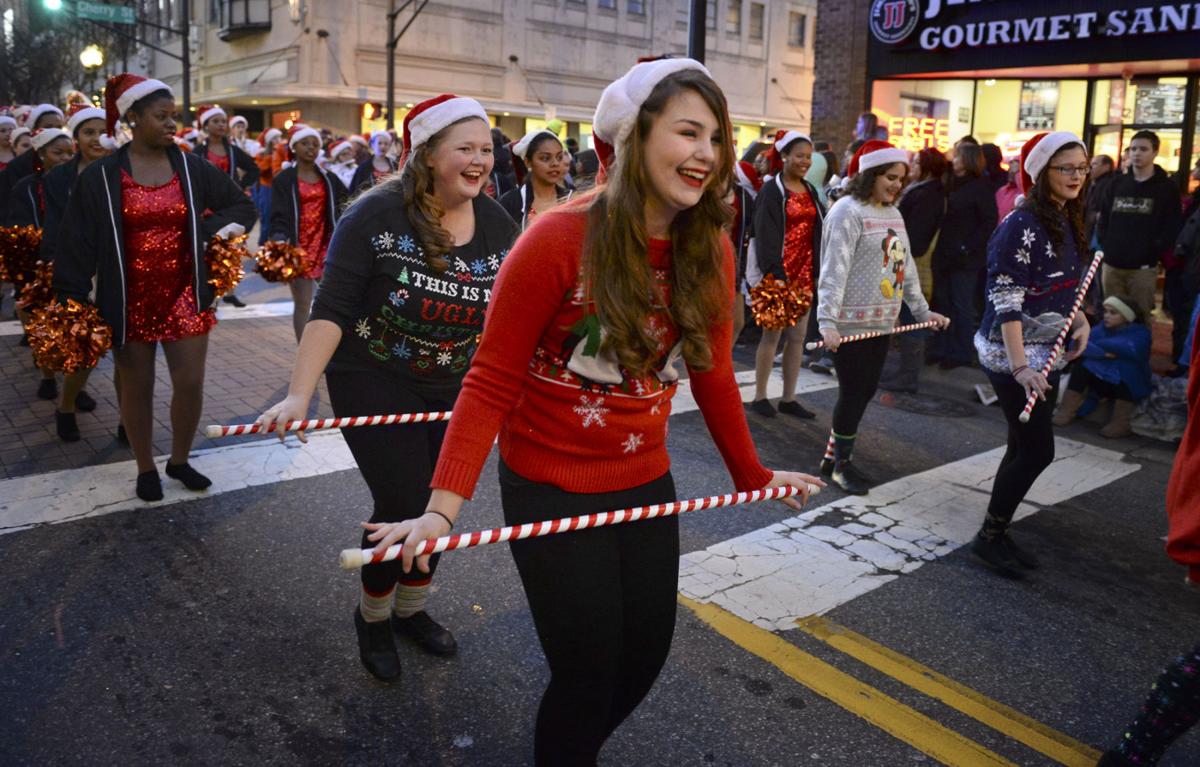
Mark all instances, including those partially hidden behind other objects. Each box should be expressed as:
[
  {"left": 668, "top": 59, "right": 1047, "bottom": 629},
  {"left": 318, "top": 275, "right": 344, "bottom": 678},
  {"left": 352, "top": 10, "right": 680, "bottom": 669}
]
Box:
[
  {"left": 932, "top": 267, "right": 979, "bottom": 364},
  {"left": 252, "top": 183, "right": 272, "bottom": 246}
]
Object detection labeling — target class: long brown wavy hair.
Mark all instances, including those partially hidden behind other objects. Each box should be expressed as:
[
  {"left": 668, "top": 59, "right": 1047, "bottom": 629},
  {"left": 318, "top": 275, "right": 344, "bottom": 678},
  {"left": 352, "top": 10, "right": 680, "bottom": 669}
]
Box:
[
  {"left": 1019, "top": 142, "right": 1088, "bottom": 257},
  {"left": 351, "top": 116, "right": 487, "bottom": 272},
  {"left": 582, "top": 69, "right": 735, "bottom": 377}
]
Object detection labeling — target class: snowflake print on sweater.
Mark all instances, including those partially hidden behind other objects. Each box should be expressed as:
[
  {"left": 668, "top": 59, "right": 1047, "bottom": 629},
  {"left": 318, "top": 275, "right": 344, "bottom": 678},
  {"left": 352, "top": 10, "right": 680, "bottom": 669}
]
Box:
[{"left": 573, "top": 395, "right": 610, "bottom": 428}]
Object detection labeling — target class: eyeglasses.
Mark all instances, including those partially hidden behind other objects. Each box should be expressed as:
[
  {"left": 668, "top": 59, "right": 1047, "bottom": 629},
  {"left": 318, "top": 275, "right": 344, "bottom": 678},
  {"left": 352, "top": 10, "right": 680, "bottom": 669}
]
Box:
[{"left": 1050, "top": 165, "right": 1090, "bottom": 177}]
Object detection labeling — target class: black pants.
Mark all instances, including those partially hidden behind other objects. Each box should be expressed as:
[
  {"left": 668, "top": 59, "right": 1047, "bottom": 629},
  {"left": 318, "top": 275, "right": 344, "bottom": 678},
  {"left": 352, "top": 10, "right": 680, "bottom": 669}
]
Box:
[
  {"left": 831, "top": 335, "right": 890, "bottom": 436},
  {"left": 326, "top": 371, "right": 452, "bottom": 594},
  {"left": 500, "top": 461, "right": 679, "bottom": 767},
  {"left": 984, "top": 370, "right": 1059, "bottom": 531},
  {"left": 1066, "top": 366, "right": 1135, "bottom": 401}
]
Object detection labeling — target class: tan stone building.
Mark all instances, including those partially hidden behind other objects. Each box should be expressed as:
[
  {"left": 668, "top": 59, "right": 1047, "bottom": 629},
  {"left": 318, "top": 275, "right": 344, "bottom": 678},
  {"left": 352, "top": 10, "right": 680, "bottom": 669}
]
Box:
[{"left": 134, "top": 0, "right": 817, "bottom": 154}]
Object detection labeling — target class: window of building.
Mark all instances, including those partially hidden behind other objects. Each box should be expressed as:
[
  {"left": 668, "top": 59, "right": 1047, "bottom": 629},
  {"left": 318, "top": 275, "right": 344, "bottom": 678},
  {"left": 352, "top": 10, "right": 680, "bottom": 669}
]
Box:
[
  {"left": 598, "top": 0, "right": 616, "bottom": 10},
  {"left": 628, "top": 0, "right": 645, "bottom": 13},
  {"left": 788, "top": 12, "right": 806, "bottom": 47},
  {"left": 726, "top": 0, "right": 741, "bottom": 34},
  {"left": 707, "top": 0, "right": 716, "bottom": 30},
  {"left": 749, "top": 2, "right": 764, "bottom": 41}
]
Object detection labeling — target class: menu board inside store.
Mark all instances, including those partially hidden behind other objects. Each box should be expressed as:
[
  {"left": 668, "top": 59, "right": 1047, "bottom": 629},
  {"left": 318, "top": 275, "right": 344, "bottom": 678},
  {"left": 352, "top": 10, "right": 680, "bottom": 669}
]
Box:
[
  {"left": 1133, "top": 83, "right": 1186, "bottom": 125},
  {"left": 1018, "top": 81, "right": 1059, "bottom": 131}
]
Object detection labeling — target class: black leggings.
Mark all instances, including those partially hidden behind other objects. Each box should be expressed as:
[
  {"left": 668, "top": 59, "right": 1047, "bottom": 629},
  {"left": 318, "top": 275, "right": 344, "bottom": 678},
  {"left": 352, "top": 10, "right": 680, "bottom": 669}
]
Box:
[
  {"left": 1066, "top": 365, "right": 1135, "bottom": 401},
  {"left": 984, "top": 370, "right": 1058, "bottom": 532},
  {"left": 831, "top": 335, "right": 890, "bottom": 435},
  {"left": 499, "top": 460, "right": 679, "bottom": 767},
  {"left": 326, "top": 371, "right": 452, "bottom": 594}
]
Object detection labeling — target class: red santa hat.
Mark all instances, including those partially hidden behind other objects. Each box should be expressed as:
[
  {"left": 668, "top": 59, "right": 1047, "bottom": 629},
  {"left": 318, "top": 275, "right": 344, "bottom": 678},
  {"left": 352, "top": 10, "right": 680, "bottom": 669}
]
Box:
[
  {"left": 349, "top": 134, "right": 368, "bottom": 148},
  {"left": 847, "top": 139, "right": 909, "bottom": 177},
  {"left": 11, "top": 126, "right": 31, "bottom": 145},
  {"left": 592, "top": 56, "right": 710, "bottom": 169},
  {"left": 196, "top": 104, "right": 227, "bottom": 128},
  {"left": 512, "top": 128, "right": 560, "bottom": 162},
  {"left": 104, "top": 73, "right": 172, "bottom": 135},
  {"left": 13, "top": 105, "right": 32, "bottom": 126},
  {"left": 27, "top": 103, "right": 64, "bottom": 130},
  {"left": 66, "top": 103, "right": 106, "bottom": 136},
  {"left": 763, "top": 129, "right": 813, "bottom": 175},
  {"left": 328, "top": 139, "right": 352, "bottom": 160},
  {"left": 1019, "top": 131, "right": 1082, "bottom": 194},
  {"left": 288, "top": 126, "right": 321, "bottom": 149},
  {"left": 228, "top": 115, "right": 247, "bottom": 129},
  {"left": 734, "top": 160, "right": 762, "bottom": 195},
  {"left": 400, "top": 94, "right": 488, "bottom": 164},
  {"left": 0, "top": 115, "right": 16, "bottom": 129},
  {"left": 259, "top": 127, "right": 282, "bottom": 145},
  {"left": 30, "top": 127, "right": 71, "bottom": 151}
]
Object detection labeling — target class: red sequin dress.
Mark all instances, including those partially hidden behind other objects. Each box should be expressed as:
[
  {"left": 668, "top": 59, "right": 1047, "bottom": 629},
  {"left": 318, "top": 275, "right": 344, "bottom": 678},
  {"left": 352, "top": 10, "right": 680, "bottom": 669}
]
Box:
[
  {"left": 121, "top": 170, "right": 216, "bottom": 343},
  {"left": 297, "top": 177, "right": 329, "bottom": 280},
  {"left": 206, "top": 148, "right": 230, "bottom": 174},
  {"left": 372, "top": 166, "right": 389, "bottom": 185},
  {"left": 781, "top": 188, "right": 816, "bottom": 303}
]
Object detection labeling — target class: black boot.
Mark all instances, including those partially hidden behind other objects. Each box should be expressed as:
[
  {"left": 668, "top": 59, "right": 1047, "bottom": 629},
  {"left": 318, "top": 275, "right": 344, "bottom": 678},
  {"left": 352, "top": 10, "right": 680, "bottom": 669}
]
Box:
[
  {"left": 749, "top": 399, "right": 776, "bottom": 418},
  {"left": 221, "top": 293, "right": 247, "bottom": 308},
  {"left": 355, "top": 608, "right": 401, "bottom": 682},
  {"left": 970, "top": 532, "right": 1025, "bottom": 579},
  {"left": 392, "top": 611, "right": 458, "bottom": 656},
  {"left": 37, "top": 377, "right": 57, "bottom": 400},
  {"left": 165, "top": 461, "right": 212, "bottom": 491},
  {"left": 55, "top": 410, "right": 80, "bottom": 442},
  {"left": 136, "top": 470, "right": 163, "bottom": 502},
  {"left": 831, "top": 460, "right": 871, "bottom": 495},
  {"left": 74, "top": 390, "right": 97, "bottom": 412},
  {"left": 819, "top": 458, "right": 834, "bottom": 477},
  {"left": 1002, "top": 532, "right": 1040, "bottom": 570}
]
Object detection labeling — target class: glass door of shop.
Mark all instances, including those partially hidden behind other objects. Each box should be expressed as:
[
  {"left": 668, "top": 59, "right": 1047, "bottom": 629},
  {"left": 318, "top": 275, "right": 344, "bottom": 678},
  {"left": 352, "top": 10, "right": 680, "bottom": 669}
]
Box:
[{"left": 1087, "top": 77, "right": 1195, "bottom": 178}]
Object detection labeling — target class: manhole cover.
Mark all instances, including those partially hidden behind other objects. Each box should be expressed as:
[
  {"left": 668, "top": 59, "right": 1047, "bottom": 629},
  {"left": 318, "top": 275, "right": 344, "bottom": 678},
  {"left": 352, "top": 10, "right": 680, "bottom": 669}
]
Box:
[{"left": 877, "top": 391, "right": 976, "bottom": 418}]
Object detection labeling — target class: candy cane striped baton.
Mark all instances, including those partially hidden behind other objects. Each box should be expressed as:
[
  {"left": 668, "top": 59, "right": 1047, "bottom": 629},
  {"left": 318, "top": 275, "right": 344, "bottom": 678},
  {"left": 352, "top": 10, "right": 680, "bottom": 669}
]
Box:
[
  {"left": 204, "top": 410, "right": 452, "bottom": 439},
  {"left": 1018, "top": 249, "right": 1104, "bottom": 423},
  {"left": 338, "top": 484, "right": 819, "bottom": 570},
  {"left": 805, "top": 320, "right": 942, "bottom": 351}
]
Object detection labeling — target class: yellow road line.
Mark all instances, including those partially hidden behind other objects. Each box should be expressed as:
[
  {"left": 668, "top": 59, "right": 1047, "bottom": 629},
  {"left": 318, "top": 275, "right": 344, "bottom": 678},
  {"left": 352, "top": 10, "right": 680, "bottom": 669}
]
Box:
[
  {"left": 795, "top": 616, "right": 1102, "bottom": 767},
  {"left": 679, "top": 596, "right": 1016, "bottom": 767}
]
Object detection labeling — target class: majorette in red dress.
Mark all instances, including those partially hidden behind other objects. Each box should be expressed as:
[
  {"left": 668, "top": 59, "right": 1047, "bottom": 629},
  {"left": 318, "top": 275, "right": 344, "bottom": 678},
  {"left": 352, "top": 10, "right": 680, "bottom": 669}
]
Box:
[{"left": 297, "top": 177, "right": 330, "bottom": 280}]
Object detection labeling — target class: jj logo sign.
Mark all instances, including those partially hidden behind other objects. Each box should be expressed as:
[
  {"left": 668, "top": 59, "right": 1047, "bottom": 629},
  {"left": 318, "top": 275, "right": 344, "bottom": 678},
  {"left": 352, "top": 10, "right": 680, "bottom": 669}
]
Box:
[{"left": 870, "top": 0, "right": 921, "bottom": 44}]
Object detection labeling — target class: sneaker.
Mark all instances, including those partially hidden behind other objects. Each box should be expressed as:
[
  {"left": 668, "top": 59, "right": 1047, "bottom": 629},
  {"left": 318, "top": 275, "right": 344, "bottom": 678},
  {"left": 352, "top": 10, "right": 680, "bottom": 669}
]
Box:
[
  {"left": 831, "top": 460, "right": 871, "bottom": 495},
  {"left": 165, "top": 461, "right": 212, "bottom": 491},
  {"left": 810, "top": 355, "right": 834, "bottom": 375},
  {"left": 819, "top": 458, "right": 834, "bottom": 477},
  {"left": 777, "top": 400, "right": 816, "bottom": 419},
  {"left": 749, "top": 399, "right": 776, "bottom": 418},
  {"left": 74, "top": 390, "right": 97, "bottom": 412},
  {"left": 970, "top": 533, "right": 1026, "bottom": 579},
  {"left": 392, "top": 611, "right": 458, "bottom": 657},
  {"left": 37, "top": 378, "right": 57, "bottom": 400},
  {"left": 355, "top": 608, "right": 401, "bottom": 682},
  {"left": 221, "top": 294, "right": 247, "bottom": 308},
  {"left": 136, "top": 470, "right": 163, "bottom": 502},
  {"left": 55, "top": 410, "right": 80, "bottom": 442},
  {"left": 1002, "top": 533, "right": 1040, "bottom": 570}
]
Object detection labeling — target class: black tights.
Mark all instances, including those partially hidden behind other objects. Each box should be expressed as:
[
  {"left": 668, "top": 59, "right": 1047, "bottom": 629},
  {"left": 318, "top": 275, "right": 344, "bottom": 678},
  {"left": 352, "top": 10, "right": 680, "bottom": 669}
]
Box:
[
  {"left": 831, "top": 336, "right": 890, "bottom": 436},
  {"left": 326, "top": 372, "right": 451, "bottom": 594},
  {"left": 983, "top": 371, "right": 1058, "bottom": 536},
  {"left": 499, "top": 461, "right": 679, "bottom": 767}
]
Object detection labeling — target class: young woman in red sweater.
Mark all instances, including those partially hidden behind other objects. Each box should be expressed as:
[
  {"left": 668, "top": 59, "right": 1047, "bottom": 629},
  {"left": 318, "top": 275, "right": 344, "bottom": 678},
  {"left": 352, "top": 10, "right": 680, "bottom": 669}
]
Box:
[{"left": 363, "top": 59, "right": 822, "bottom": 765}]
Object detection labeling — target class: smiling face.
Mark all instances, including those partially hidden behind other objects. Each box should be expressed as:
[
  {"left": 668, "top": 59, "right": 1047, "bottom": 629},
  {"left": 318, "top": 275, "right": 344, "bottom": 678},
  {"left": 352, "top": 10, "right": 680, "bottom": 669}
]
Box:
[
  {"left": 426, "top": 118, "right": 494, "bottom": 205},
  {"left": 1045, "top": 146, "right": 1088, "bottom": 205},
  {"left": 640, "top": 88, "right": 724, "bottom": 227},
  {"left": 75, "top": 118, "right": 108, "bottom": 162},
  {"left": 129, "top": 95, "right": 178, "bottom": 149},
  {"left": 292, "top": 136, "right": 321, "bottom": 164},
  {"left": 40, "top": 137, "right": 75, "bottom": 171},
  {"left": 528, "top": 135, "right": 567, "bottom": 187},
  {"left": 782, "top": 139, "right": 812, "bottom": 183},
  {"left": 870, "top": 162, "right": 908, "bottom": 205}
]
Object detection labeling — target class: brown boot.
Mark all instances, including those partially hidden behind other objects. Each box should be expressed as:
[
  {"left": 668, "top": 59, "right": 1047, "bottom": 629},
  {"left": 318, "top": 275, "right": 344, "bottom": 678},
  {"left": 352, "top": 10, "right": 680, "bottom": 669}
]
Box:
[
  {"left": 1052, "top": 389, "right": 1085, "bottom": 427},
  {"left": 1100, "top": 399, "right": 1136, "bottom": 438}
]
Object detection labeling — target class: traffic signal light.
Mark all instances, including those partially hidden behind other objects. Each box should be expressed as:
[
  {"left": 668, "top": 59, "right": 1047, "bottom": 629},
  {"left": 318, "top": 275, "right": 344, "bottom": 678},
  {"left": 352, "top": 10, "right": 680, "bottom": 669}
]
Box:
[{"left": 362, "top": 102, "right": 383, "bottom": 121}]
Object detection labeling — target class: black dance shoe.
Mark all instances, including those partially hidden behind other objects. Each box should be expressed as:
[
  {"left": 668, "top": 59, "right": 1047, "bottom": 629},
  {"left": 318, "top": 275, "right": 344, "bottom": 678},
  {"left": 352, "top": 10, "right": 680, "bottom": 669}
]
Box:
[
  {"left": 55, "top": 410, "right": 80, "bottom": 442},
  {"left": 749, "top": 399, "right": 776, "bottom": 418},
  {"left": 392, "top": 611, "right": 458, "bottom": 657},
  {"left": 74, "top": 390, "right": 97, "bottom": 412},
  {"left": 221, "top": 294, "right": 247, "bottom": 308},
  {"left": 831, "top": 460, "right": 871, "bottom": 495},
  {"left": 970, "top": 533, "right": 1026, "bottom": 580},
  {"left": 355, "top": 608, "right": 401, "bottom": 682},
  {"left": 165, "top": 461, "right": 212, "bottom": 491},
  {"left": 37, "top": 378, "right": 57, "bottom": 400},
  {"left": 777, "top": 400, "right": 816, "bottom": 419},
  {"left": 136, "top": 470, "right": 163, "bottom": 502}
]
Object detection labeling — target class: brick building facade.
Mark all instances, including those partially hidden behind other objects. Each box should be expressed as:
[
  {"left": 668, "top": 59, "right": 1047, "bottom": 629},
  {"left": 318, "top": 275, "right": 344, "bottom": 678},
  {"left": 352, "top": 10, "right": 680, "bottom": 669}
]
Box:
[{"left": 810, "top": 0, "right": 869, "bottom": 151}]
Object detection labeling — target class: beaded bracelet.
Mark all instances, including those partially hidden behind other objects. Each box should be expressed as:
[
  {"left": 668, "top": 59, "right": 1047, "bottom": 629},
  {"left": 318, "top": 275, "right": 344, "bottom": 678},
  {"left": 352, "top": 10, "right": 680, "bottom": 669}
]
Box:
[{"left": 427, "top": 510, "right": 454, "bottom": 530}]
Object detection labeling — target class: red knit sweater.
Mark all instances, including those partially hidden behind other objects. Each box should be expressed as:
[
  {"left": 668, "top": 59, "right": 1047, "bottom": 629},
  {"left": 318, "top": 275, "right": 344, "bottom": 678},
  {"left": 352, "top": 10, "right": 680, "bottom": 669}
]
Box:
[
  {"left": 430, "top": 205, "right": 774, "bottom": 498},
  {"left": 1167, "top": 310, "right": 1200, "bottom": 579}
]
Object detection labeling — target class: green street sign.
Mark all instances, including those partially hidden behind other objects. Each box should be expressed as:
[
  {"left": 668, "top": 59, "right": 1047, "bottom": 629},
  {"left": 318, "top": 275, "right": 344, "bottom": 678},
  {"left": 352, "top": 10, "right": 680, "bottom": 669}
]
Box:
[{"left": 77, "top": 1, "right": 136, "bottom": 25}]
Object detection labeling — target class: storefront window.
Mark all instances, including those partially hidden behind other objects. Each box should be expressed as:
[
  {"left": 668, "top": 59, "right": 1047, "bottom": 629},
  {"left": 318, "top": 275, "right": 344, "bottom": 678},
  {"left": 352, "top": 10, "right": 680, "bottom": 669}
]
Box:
[
  {"left": 1086, "top": 76, "right": 1189, "bottom": 175},
  {"left": 972, "top": 79, "right": 1086, "bottom": 157},
  {"left": 870, "top": 79, "right": 973, "bottom": 152}
]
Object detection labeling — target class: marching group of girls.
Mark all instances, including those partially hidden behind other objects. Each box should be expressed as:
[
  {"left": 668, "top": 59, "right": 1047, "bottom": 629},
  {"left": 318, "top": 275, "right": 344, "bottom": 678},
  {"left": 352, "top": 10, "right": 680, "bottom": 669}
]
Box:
[{"left": 0, "top": 57, "right": 1156, "bottom": 765}]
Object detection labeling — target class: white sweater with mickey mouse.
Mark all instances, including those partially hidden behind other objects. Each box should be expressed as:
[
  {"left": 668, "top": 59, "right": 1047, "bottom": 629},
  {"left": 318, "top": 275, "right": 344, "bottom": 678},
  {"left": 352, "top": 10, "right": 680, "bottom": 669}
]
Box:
[{"left": 816, "top": 196, "right": 931, "bottom": 335}]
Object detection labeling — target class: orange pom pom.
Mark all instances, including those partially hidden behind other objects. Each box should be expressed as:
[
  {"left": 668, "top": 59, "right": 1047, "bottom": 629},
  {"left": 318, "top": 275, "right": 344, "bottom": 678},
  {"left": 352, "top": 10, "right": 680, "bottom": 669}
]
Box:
[
  {"left": 749, "top": 275, "right": 811, "bottom": 331},
  {"left": 253, "top": 240, "right": 309, "bottom": 283},
  {"left": 27, "top": 299, "right": 113, "bottom": 373},
  {"left": 206, "top": 233, "right": 248, "bottom": 297},
  {"left": 16, "top": 260, "right": 55, "bottom": 312},
  {"left": 0, "top": 225, "right": 42, "bottom": 284}
]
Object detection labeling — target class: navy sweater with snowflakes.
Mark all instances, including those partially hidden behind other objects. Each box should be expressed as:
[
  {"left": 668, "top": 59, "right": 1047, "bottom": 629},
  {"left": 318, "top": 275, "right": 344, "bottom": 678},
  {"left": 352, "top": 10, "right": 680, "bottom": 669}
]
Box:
[
  {"left": 309, "top": 187, "right": 518, "bottom": 396},
  {"left": 974, "top": 206, "right": 1082, "bottom": 375}
]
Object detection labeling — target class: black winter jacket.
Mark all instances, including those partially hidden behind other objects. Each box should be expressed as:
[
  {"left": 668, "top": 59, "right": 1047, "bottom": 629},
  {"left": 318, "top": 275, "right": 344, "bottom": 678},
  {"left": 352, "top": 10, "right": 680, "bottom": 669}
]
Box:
[
  {"left": 52, "top": 144, "right": 258, "bottom": 346},
  {"left": 194, "top": 137, "right": 261, "bottom": 190},
  {"left": 898, "top": 178, "right": 946, "bottom": 260},
  {"left": 932, "top": 175, "right": 998, "bottom": 272},
  {"left": 0, "top": 151, "right": 35, "bottom": 219},
  {"left": 38, "top": 157, "right": 81, "bottom": 261},
  {"left": 349, "top": 157, "right": 397, "bottom": 196},
  {"left": 5, "top": 173, "right": 43, "bottom": 228},
  {"left": 753, "top": 174, "right": 825, "bottom": 282},
  {"left": 268, "top": 166, "right": 347, "bottom": 245},
  {"left": 497, "top": 180, "right": 573, "bottom": 231}
]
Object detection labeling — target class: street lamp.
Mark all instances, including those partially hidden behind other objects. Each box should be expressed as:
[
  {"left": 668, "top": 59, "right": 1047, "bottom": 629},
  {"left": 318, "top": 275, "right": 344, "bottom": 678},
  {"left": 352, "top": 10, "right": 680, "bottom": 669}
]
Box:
[
  {"left": 43, "top": 0, "right": 63, "bottom": 10},
  {"left": 80, "top": 44, "right": 104, "bottom": 70}
]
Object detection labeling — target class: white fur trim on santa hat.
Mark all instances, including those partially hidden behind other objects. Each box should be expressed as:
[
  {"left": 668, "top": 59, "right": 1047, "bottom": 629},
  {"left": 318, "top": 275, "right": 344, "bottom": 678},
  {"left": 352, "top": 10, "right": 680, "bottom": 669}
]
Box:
[
  {"left": 262, "top": 128, "right": 282, "bottom": 145},
  {"left": 1023, "top": 131, "right": 1081, "bottom": 186},
  {"left": 30, "top": 128, "right": 71, "bottom": 151},
  {"left": 27, "top": 104, "right": 64, "bottom": 129},
  {"left": 328, "top": 140, "right": 351, "bottom": 159},
  {"left": 0, "top": 116, "right": 16, "bottom": 129},
  {"left": 512, "top": 129, "right": 559, "bottom": 160},
  {"left": 11, "top": 127, "right": 30, "bottom": 143},
  {"left": 774, "top": 130, "right": 812, "bottom": 153},
  {"left": 593, "top": 57, "right": 709, "bottom": 148},
  {"left": 289, "top": 127, "right": 321, "bottom": 149},
  {"left": 116, "top": 79, "right": 171, "bottom": 119},
  {"left": 407, "top": 98, "right": 487, "bottom": 152},
  {"left": 229, "top": 115, "right": 247, "bottom": 128},
  {"left": 856, "top": 146, "right": 909, "bottom": 175},
  {"left": 67, "top": 107, "right": 105, "bottom": 135},
  {"left": 349, "top": 134, "right": 368, "bottom": 147},
  {"left": 734, "top": 162, "right": 757, "bottom": 197},
  {"left": 198, "top": 106, "right": 227, "bottom": 127}
]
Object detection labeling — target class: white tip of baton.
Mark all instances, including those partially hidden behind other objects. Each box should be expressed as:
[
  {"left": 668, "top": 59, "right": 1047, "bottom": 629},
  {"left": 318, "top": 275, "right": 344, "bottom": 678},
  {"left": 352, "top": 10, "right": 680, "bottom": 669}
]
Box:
[
  {"left": 804, "top": 342, "right": 819, "bottom": 351},
  {"left": 204, "top": 425, "right": 223, "bottom": 438},
  {"left": 808, "top": 483, "right": 821, "bottom": 497},
  {"left": 339, "top": 548, "right": 367, "bottom": 570},
  {"left": 1018, "top": 412, "right": 1032, "bottom": 424}
]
